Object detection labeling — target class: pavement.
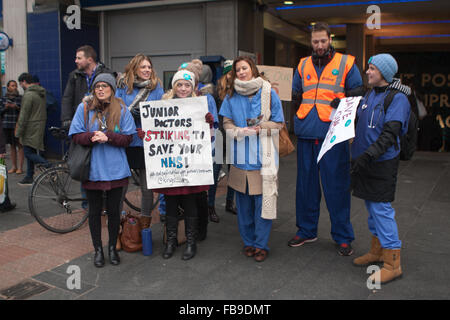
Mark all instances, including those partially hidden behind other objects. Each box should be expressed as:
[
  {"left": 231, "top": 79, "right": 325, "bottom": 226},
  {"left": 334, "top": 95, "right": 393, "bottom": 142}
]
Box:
[{"left": 0, "top": 146, "right": 449, "bottom": 302}]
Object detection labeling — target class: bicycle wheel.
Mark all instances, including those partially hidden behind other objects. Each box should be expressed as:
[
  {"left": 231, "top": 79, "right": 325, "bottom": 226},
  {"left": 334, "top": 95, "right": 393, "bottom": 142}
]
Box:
[
  {"left": 29, "top": 166, "right": 88, "bottom": 233},
  {"left": 124, "top": 169, "right": 160, "bottom": 213},
  {"left": 123, "top": 169, "right": 141, "bottom": 212}
]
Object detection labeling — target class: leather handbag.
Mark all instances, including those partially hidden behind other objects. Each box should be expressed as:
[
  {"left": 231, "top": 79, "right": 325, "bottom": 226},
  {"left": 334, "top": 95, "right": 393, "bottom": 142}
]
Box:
[
  {"left": 67, "top": 142, "right": 92, "bottom": 182},
  {"left": 120, "top": 214, "right": 143, "bottom": 252},
  {"left": 278, "top": 124, "right": 295, "bottom": 157}
]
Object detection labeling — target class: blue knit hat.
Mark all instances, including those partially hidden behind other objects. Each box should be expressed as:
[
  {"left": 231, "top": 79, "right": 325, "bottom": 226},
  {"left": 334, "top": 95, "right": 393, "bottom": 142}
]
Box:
[{"left": 368, "top": 54, "right": 398, "bottom": 84}]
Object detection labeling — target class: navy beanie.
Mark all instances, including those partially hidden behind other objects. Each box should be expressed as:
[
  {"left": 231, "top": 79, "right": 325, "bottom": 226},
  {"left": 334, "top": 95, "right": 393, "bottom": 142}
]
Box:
[{"left": 368, "top": 54, "right": 398, "bottom": 84}]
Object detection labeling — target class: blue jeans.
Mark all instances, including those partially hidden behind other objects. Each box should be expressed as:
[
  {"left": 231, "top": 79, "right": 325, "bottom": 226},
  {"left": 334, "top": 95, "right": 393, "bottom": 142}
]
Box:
[{"left": 23, "top": 146, "right": 50, "bottom": 179}]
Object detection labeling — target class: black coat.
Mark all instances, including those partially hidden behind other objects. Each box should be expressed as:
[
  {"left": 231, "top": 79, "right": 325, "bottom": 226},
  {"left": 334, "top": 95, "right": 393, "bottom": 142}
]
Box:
[
  {"left": 61, "top": 63, "right": 115, "bottom": 123},
  {"left": 351, "top": 156, "right": 400, "bottom": 202}
]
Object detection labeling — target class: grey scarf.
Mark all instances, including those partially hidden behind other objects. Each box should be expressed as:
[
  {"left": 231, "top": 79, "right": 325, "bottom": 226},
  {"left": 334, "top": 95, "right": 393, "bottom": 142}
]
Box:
[{"left": 128, "top": 80, "right": 152, "bottom": 118}]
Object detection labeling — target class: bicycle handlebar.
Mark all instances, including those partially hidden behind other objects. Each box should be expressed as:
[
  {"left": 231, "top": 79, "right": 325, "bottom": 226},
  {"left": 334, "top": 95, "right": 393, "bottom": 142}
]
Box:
[{"left": 49, "top": 127, "right": 69, "bottom": 141}]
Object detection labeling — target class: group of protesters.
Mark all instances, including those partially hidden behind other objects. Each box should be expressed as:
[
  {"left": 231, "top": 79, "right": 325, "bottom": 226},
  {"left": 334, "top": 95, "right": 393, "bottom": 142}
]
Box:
[{"left": 1, "top": 21, "right": 411, "bottom": 285}]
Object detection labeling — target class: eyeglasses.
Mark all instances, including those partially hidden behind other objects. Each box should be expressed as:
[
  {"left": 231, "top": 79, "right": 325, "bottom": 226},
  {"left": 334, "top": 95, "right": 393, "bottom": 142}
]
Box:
[{"left": 94, "top": 84, "right": 109, "bottom": 90}]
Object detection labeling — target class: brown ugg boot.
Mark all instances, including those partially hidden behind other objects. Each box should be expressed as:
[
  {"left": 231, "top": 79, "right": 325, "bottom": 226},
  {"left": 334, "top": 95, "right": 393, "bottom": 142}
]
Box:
[
  {"left": 353, "top": 236, "right": 383, "bottom": 266},
  {"left": 140, "top": 216, "right": 152, "bottom": 230},
  {"left": 369, "top": 249, "right": 402, "bottom": 284}
]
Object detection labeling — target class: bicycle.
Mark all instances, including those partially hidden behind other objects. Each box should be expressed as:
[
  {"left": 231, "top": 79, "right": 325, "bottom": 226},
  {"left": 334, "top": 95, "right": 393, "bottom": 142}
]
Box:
[
  {"left": 121, "top": 165, "right": 160, "bottom": 214},
  {"left": 29, "top": 127, "right": 160, "bottom": 233}
]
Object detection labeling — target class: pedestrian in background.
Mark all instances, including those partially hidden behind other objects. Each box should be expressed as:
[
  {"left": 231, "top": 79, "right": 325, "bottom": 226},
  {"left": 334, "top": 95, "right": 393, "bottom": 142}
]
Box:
[
  {"left": 0, "top": 80, "right": 24, "bottom": 174},
  {"left": 69, "top": 73, "right": 136, "bottom": 268},
  {"left": 116, "top": 53, "right": 164, "bottom": 229},
  {"left": 219, "top": 56, "right": 285, "bottom": 262},
  {"left": 351, "top": 54, "right": 408, "bottom": 284},
  {"left": 15, "top": 73, "right": 50, "bottom": 186},
  {"left": 211, "top": 60, "right": 237, "bottom": 216},
  {"left": 0, "top": 118, "right": 16, "bottom": 212}
]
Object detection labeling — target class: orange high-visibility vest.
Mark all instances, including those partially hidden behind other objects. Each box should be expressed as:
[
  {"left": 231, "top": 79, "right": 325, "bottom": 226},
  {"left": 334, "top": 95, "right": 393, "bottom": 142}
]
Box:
[{"left": 297, "top": 52, "right": 355, "bottom": 122}]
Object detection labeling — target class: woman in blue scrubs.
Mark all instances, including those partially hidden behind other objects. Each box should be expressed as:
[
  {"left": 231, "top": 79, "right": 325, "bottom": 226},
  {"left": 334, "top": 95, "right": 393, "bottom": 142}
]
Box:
[
  {"left": 219, "top": 56, "right": 284, "bottom": 262},
  {"left": 116, "top": 54, "right": 164, "bottom": 229},
  {"left": 69, "top": 73, "right": 136, "bottom": 268},
  {"left": 351, "top": 54, "right": 410, "bottom": 284}
]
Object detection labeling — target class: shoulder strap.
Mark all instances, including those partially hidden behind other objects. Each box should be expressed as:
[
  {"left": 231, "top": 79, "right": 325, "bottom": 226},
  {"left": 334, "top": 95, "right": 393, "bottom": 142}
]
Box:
[
  {"left": 83, "top": 102, "right": 89, "bottom": 132},
  {"left": 383, "top": 89, "right": 400, "bottom": 114}
]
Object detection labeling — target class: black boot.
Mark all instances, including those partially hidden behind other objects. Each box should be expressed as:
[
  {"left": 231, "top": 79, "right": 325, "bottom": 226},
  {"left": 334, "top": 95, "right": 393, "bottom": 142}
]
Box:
[
  {"left": 94, "top": 246, "right": 105, "bottom": 268},
  {"left": 182, "top": 217, "right": 198, "bottom": 260},
  {"left": 163, "top": 215, "right": 178, "bottom": 259},
  {"left": 108, "top": 245, "right": 120, "bottom": 265},
  {"left": 208, "top": 206, "right": 220, "bottom": 223},
  {"left": 226, "top": 200, "right": 237, "bottom": 215}
]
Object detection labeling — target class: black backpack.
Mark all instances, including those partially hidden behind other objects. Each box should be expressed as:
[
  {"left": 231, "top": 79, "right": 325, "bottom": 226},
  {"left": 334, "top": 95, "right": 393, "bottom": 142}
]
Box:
[{"left": 383, "top": 89, "right": 419, "bottom": 161}]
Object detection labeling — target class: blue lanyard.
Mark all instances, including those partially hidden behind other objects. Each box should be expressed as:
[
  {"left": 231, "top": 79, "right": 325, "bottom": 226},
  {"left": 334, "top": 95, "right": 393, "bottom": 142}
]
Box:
[{"left": 85, "top": 66, "right": 97, "bottom": 92}]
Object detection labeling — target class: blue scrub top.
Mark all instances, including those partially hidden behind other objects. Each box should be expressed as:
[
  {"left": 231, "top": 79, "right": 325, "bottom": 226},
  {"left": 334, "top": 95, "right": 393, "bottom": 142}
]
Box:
[
  {"left": 219, "top": 88, "right": 285, "bottom": 170},
  {"left": 69, "top": 102, "right": 137, "bottom": 182},
  {"left": 115, "top": 83, "right": 164, "bottom": 147},
  {"left": 351, "top": 90, "right": 410, "bottom": 161}
]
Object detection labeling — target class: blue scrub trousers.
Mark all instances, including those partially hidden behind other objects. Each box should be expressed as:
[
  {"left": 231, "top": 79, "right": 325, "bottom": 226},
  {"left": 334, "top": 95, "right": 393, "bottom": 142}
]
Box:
[
  {"left": 295, "top": 139, "right": 354, "bottom": 244},
  {"left": 235, "top": 184, "right": 272, "bottom": 251},
  {"left": 365, "top": 201, "right": 401, "bottom": 249}
]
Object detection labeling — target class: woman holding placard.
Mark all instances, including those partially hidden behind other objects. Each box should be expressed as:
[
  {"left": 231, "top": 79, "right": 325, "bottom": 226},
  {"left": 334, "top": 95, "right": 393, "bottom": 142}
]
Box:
[
  {"left": 219, "top": 56, "right": 285, "bottom": 262},
  {"left": 154, "top": 69, "right": 215, "bottom": 260},
  {"left": 116, "top": 54, "right": 164, "bottom": 230},
  {"left": 69, "top": 73, "right": 136, "bottom": 267}
]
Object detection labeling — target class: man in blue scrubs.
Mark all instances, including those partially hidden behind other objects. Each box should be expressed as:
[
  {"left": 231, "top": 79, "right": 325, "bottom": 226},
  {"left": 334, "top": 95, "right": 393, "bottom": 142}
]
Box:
[{"left": 289, "top": 22, "right": 364, "bottom": 256}]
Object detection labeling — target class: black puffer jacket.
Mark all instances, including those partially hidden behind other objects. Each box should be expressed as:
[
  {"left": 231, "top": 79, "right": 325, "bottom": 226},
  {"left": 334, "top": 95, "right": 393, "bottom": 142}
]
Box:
[{"left": 61, "top": 63, "right": 115, "bottom": 125}]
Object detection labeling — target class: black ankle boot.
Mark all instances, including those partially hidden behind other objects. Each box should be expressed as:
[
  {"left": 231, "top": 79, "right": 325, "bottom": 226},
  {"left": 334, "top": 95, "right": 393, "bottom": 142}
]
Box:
[
  {"left": 182, "top": 217, "right": 198, "bottom": 260},
  {"left": 108, "top": 245, "right": 120, "bottom": 265},
  {"left": 94, "top": 246, "right": 105, "bottom": 268},
  {"left": 163, "top": 216, "right": 178, "bottom": 259},
  {"left": 226, "top": 200, "right": 237, "bottom": 215}
]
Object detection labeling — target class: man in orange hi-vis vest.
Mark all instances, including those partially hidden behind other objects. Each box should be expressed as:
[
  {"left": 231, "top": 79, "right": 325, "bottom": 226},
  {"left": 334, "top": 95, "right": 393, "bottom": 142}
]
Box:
[{"left": 289, "top": 22, "right": 364, "bottom": 256}]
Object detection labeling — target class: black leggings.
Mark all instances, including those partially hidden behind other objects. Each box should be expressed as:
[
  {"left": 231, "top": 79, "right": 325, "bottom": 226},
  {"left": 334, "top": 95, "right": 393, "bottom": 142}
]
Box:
[
  {"left": 165, "top": 194, "right": 198, "bottom": 220},
  {"left": 86, "top": 187, "right": 123, "bottom": 248}
]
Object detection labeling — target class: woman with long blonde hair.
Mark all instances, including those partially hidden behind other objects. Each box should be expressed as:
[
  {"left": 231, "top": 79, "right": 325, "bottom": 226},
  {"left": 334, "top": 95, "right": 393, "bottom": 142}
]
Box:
[{"left": 116, "top": 54, "right": 164, "bottom": 229}]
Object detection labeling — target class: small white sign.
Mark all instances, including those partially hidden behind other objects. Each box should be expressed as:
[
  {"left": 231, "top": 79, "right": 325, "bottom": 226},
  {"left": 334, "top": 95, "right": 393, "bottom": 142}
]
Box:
[{"left": 317, "top": 96, "right": 362, "bottom": 163}]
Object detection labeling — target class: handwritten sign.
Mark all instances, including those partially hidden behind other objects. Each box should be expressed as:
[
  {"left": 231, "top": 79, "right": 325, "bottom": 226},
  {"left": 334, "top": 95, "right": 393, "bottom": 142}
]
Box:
[
  {"left": 317, "top": 96, "right": 362, "bottom": 163},
  {"left": 140, "top": 96, "right": 214, "bottom": 189},
  {"left": 257, "top": 65, "right": 293, "bottom": 101}
]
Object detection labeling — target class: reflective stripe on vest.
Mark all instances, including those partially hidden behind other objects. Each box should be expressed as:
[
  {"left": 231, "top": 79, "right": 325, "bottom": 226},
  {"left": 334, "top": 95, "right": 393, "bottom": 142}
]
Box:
[{"left": 297, "top": 53, "right": 355, "bottom": 122}]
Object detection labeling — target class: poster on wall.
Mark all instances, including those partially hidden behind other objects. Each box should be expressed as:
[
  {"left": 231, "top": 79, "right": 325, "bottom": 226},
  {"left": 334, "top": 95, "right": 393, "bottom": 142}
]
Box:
[{"left": 140, "top": 96, "right": 214, "bottom": 189}]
